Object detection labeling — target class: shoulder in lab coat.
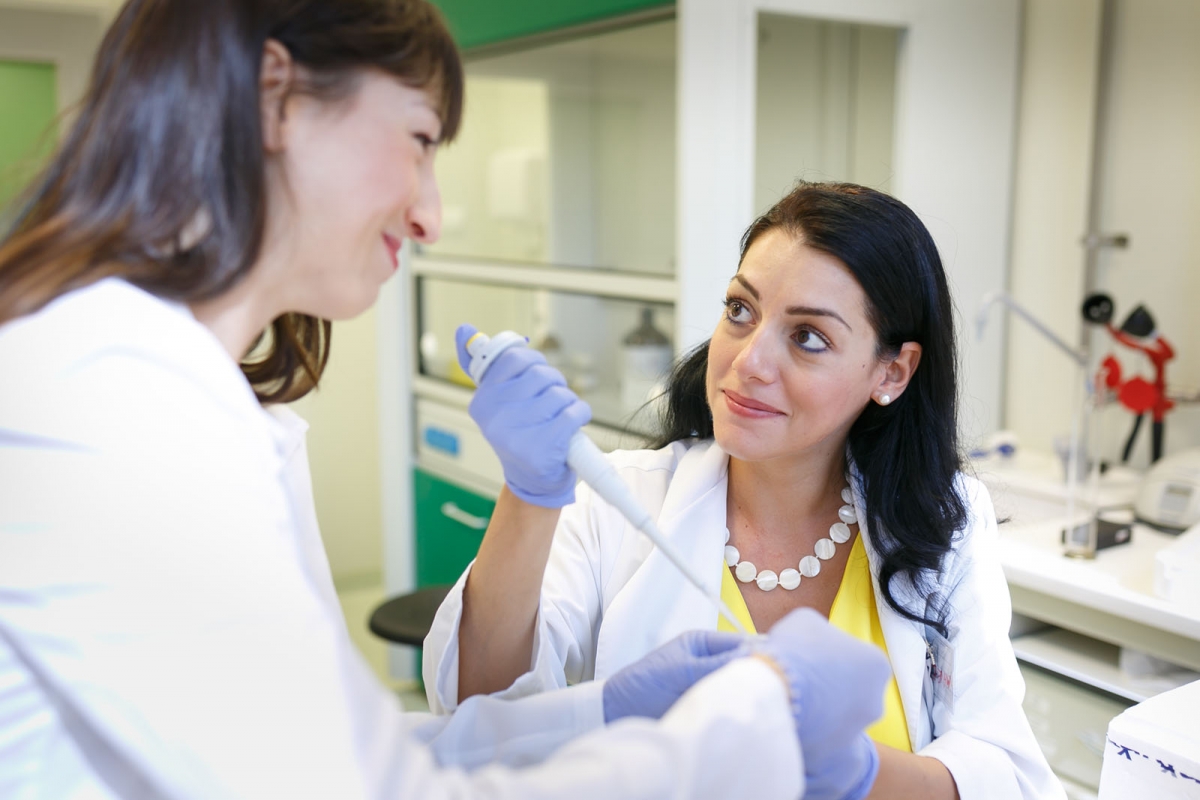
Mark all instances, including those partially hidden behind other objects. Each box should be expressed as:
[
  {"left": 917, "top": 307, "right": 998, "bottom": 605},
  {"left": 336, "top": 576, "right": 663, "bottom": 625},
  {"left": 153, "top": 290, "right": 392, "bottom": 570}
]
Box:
[
  {"left": 0, "top": 279, "right": 803, "bottom": 800},
  {"left": 425, "top": 438, "right": 1068, "bottom": 800}
]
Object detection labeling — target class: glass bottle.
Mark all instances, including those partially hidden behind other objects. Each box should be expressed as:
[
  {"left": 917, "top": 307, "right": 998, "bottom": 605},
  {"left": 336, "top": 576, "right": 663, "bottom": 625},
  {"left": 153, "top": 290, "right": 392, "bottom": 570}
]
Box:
[{"left": 621, "top": 307, "right": 672, "bottom": 409}]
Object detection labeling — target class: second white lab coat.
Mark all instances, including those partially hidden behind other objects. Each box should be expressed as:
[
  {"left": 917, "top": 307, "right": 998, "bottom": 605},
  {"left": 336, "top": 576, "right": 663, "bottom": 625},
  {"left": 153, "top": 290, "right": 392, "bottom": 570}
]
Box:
[
  {"left": 425, "top": 439, "right": 1067, "bottom": 800},
  {"left": 0, "top": 279, "right": 803, "bottom": 800}
]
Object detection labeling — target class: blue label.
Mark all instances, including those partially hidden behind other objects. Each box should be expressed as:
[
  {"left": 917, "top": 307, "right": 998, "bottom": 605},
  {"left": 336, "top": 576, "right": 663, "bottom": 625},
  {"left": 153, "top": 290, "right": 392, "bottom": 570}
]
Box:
[{"left": 423, "top": 426, "right": 460, "bottom": 457}]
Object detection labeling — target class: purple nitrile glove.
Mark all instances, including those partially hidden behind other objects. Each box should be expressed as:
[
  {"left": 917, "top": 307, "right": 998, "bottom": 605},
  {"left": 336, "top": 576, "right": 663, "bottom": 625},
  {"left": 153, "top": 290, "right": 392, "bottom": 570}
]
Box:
[
  {"left": 603, "top": 629, "right": 746, "bottom": 722},
  {"left": 455, "top": 324, "right": 592, "bottom": 508},
  {"left": 756, "top": 608, "right": 891, "bottom": 800}
]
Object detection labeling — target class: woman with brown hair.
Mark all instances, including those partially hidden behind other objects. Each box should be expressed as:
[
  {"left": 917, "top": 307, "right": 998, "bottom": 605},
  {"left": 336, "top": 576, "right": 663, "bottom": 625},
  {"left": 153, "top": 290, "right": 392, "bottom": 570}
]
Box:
[{"left": 0, "top": 2, "right": 893, "bottom": 798}]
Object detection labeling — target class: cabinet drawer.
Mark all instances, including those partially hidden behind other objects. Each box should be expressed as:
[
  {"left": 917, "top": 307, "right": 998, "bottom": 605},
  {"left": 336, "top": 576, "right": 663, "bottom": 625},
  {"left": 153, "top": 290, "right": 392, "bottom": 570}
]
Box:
[{"left": 414, "top": 468, "right": 495, "bottom": 587}]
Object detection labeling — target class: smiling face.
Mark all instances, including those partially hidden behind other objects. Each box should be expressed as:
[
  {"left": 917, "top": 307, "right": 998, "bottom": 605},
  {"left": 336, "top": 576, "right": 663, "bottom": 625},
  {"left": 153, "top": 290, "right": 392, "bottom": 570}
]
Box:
[
  {"left": 264, "top": 70, "right": 443, "bottom": 320},
  {"left": 706, "top": 228, "right": 892, "bottom": 466}
]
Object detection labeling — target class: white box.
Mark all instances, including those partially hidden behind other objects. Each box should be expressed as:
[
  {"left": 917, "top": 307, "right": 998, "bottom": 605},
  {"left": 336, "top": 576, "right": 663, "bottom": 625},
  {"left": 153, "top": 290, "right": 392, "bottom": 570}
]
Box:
[{"left": 1099, "top": 679, "right": 1200, "bottom": 799}]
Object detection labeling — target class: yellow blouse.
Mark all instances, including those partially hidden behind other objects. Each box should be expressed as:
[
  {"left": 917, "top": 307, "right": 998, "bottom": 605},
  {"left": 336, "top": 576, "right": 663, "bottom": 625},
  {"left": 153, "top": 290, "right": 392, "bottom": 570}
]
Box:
[{"left": 718, "top": 535, "right": 912, "bottom": 752}]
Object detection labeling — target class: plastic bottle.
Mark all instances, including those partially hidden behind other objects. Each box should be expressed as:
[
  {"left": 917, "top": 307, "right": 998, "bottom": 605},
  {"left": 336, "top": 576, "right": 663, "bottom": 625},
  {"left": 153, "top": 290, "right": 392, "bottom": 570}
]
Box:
[{"left": 621, "top": 307, "right": 672, "bottom": 409}]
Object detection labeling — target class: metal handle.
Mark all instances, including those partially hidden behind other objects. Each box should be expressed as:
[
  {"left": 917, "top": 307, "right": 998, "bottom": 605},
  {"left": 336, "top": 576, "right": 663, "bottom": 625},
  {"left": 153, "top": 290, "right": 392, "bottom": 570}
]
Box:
[{"left": 440, "top": 501, "right": 489, "bottom": 530}]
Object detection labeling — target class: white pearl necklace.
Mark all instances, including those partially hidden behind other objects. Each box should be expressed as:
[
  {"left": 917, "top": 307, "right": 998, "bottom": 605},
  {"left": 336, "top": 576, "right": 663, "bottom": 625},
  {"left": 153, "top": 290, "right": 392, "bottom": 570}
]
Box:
[{"left": 724, "top": 485, "right": 857, "bottom": 592}]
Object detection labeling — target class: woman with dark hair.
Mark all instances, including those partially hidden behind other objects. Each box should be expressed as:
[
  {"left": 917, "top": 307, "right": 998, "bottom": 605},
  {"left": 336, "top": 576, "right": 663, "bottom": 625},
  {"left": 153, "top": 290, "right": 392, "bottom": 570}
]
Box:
[
  {"left": 0, "top": 4, "right": 893, "bottom": 799},
  {"left": 428, "top": 182, "right": 1066, "bottom": 799}
]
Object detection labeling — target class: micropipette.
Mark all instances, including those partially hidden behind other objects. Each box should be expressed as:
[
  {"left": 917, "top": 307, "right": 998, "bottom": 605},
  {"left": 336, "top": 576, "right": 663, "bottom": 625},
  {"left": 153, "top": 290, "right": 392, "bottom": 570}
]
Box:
[{"left": 465, "top": 330, "right": 747, "bottom": 634}]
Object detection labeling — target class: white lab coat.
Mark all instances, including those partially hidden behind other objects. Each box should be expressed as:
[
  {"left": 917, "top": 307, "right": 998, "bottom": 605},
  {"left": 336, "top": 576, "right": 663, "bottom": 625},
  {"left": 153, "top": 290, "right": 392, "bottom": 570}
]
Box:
[
  {"left": 426, "top": 439, "right": 1067, "bottom": 800},
  {"left": 0, "top": 278, "right": 804, "bottom": 800}
]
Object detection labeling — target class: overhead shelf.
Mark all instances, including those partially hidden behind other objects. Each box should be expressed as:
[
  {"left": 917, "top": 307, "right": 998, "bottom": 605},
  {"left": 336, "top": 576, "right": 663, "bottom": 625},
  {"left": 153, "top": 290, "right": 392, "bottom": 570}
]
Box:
[{"left": 412, "top": 255, "right": 677, "bottom": 303}]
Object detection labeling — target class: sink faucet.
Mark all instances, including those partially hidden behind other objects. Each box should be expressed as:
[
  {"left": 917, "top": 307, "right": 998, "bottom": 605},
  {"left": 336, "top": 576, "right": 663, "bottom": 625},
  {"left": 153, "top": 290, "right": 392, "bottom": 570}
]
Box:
[
  {"left": 976, "top": 291, "right": 1087, "bottom": 367},
  {"left": 976, "top": 291, "right": 1098, "bottom": 557}
]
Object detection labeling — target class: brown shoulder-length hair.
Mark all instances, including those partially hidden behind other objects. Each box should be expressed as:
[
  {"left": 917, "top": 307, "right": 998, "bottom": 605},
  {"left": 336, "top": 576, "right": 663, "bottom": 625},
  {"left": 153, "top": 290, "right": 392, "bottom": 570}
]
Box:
[{"left": 0, "top": 0, "right": 463, "bottom": 402}]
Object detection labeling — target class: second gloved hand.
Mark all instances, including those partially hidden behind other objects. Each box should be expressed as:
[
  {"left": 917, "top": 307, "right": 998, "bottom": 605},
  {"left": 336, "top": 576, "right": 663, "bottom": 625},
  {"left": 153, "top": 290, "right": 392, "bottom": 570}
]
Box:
[
  {"left": 603, "top": 630, "right": 745, "bottom": 722},
  {"left": 456, "top": 324, "right": 592, "bottom": 508},
  {"left": 756, "top": 608, "right": 892, "bottom": 800}
]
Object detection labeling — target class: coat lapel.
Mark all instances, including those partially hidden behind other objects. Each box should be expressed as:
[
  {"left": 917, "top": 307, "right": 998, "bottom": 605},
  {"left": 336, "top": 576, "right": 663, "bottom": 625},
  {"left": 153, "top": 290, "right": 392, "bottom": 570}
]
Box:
[
  {"left": 852, "top": 471, "right": 932, "bottom": 750},
  {"left": 593, "top": 441, "right": 730, "bottom": 678}
]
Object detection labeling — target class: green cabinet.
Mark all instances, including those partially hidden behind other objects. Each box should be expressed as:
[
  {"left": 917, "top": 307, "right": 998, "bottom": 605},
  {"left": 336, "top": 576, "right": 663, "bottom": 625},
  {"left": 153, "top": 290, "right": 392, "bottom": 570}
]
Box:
[
  {"left": 414, "top": 468, "right": 496, "bottom": 587},
  {"left": 432, "top": 0, "right": 671, "bottom": 50}
]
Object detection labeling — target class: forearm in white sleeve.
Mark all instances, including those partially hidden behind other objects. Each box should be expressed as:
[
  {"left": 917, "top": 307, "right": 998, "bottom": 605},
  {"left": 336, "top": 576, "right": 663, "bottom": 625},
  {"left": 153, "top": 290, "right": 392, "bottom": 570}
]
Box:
[
  {"left": 400, "top": 657, "right": 803, "bottom": 800},
  {"left": 403, "top": 681, "right": 607, "bottom": 770}
]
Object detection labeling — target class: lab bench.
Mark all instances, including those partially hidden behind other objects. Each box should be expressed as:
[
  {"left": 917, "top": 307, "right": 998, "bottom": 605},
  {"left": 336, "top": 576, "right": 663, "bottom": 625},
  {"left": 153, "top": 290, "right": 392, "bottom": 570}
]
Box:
[{"left": 980, "top": 456, "right": 1200, "bottom": 798}]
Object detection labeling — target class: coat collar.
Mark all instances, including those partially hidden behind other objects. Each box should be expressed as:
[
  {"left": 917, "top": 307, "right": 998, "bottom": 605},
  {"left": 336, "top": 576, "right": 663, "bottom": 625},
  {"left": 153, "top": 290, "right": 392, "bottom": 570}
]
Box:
[
  {"left": 593, "top": 442, "right": 934, "bottom": 748},
  {"left": 594, "top": 440, "right": 731, "bottom": 677}
]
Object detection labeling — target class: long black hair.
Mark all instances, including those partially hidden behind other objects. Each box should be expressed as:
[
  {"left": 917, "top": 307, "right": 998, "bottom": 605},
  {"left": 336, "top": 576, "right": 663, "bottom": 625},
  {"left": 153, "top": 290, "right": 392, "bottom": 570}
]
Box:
[
  {"left": 0, "top": 0, "right": 463, "bottom": 403},
  {"left": 654, "top": 181, "right": 967, "bottom": 635}
]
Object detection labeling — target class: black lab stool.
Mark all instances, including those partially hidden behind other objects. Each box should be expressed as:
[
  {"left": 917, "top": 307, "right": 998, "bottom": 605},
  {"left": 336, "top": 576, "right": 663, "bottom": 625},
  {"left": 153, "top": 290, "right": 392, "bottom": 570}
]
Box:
[{"left": 368, "top": 585, "right": 453, "bottom": 648}]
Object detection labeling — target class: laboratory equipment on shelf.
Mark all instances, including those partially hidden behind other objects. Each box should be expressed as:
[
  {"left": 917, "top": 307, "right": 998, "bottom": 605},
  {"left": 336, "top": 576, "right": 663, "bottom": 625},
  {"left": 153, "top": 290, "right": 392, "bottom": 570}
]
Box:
[
  {"left": 1154, "top": 521, "right": 1200, "bottom": 606},
  {"left": 1135, "top": 448, "right": 1200, "bottom": 533},
  {"left": 620, "top": 307, "right": 672, "bottom": 410},
  {"left": 1083, "top": 293, "right": 1176, "bottom": 464},
  {"left": 462, "top": 329, "right": 747, "bottom": 634},
  {"left": 977, "top": 291, "right": 1088, "bottom": 368}
]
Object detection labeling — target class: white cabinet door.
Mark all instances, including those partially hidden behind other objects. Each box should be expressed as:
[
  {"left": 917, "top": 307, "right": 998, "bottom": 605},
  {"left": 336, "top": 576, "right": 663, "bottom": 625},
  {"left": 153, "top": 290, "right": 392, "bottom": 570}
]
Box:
[{"left": 677, "top": 0, "right": 1020, "bottom": 441}]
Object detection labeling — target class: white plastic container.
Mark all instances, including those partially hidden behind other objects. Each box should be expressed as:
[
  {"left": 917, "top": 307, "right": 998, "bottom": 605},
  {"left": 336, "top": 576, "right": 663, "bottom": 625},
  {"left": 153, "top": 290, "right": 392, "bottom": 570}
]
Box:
[
  {"left": 1155, "top": 522, "right": 1200, "bottom": 611},
  {"left": 1099, "top": 679, "right": 1200, "bottom": 799}
]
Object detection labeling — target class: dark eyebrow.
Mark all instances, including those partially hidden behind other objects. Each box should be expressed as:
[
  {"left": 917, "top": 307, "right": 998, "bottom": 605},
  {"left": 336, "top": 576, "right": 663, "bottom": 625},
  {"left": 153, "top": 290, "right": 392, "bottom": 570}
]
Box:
[{"left": 731, "top": 274, "right": 853, "bottom": 332}]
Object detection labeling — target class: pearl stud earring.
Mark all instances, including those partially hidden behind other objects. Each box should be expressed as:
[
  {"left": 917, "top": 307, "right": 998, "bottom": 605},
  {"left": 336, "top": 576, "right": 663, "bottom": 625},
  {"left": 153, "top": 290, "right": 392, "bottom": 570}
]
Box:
[{"left": 878, "top": 393, "right": 892, "bottom": 406}]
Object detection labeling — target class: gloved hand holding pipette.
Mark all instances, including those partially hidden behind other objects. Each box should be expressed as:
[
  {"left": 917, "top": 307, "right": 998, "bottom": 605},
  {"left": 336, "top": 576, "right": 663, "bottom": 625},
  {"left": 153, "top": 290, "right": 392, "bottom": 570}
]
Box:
[
  {"left": 454, "top": 324, "right": 746, "bottom": 634},
  {"left": 453, "top": 324, "right": 591, "bottom": 508}
]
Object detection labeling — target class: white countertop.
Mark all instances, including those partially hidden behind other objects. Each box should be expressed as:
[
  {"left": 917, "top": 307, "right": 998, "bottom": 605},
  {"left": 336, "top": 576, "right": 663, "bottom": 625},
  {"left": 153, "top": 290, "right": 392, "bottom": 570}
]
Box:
[{"left": 976, "top": 454, "right": 1200, "bottom": 641}]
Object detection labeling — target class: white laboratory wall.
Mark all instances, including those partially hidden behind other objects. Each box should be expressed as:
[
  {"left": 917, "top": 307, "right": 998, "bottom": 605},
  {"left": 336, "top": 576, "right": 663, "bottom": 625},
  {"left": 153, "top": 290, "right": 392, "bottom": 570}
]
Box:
[
  {"left": 680, "top": 0, "right": 1021, "bottom": 444},
  {"left": 290, "top": 311, "right": 386, "bottom": 585},
  {"left": 1003, "top": 0, "right": 1102, "bottom": 457},
  {"left": 754, "top": 15, "right": 898, "bottom": 213},
  {"left": 1090, "top": 0, "right": 1200, "bottom": 466},
  {"left": 1004, "top": 0, "right": 1200, "bottom": 468}
]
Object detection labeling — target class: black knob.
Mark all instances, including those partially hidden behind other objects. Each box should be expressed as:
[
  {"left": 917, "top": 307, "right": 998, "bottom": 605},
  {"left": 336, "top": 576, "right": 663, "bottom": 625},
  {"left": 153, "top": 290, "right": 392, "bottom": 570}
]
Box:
[{"left": 1082, "top": 293, "right": 1114, "bottom": 325}]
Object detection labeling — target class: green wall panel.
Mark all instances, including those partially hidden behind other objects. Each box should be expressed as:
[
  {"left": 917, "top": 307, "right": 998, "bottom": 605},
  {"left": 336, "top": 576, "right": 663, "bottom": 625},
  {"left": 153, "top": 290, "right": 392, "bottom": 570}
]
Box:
[
  {"left": 432, "top": 0, "right": 672, "bottom": 50},
  {"left": 0, "top": 60, "right": 57, "bottom": 214}
]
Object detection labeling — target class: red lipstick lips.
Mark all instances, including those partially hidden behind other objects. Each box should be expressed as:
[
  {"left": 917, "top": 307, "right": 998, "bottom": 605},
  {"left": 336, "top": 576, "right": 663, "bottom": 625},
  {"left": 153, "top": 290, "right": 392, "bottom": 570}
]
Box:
[{"left": 723, "top": 389, "right": 784, "bottom": 417}]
